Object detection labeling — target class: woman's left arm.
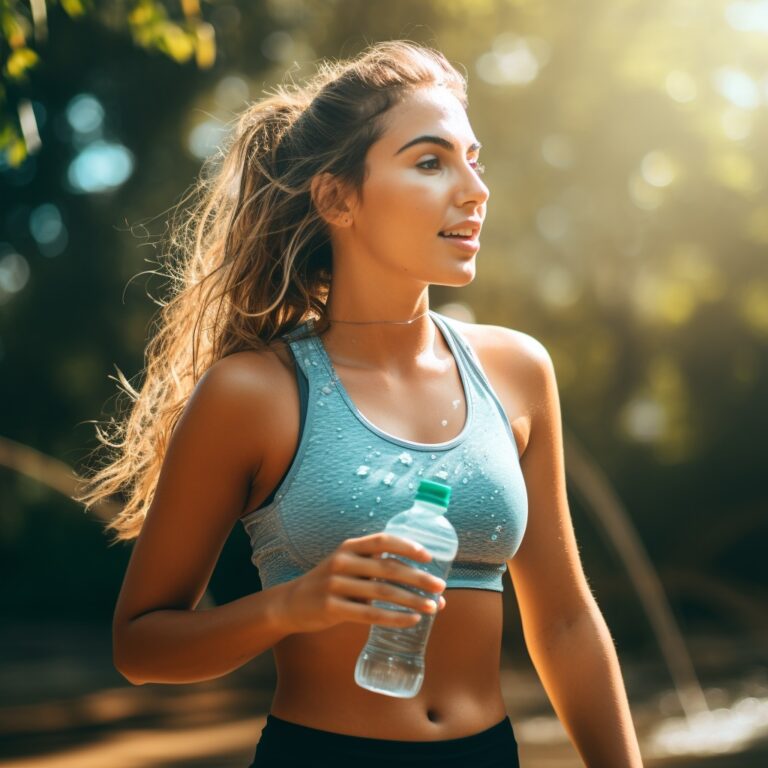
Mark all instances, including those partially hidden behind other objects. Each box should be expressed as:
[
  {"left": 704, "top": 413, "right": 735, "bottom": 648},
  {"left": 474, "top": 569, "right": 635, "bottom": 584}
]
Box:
[{"left": 502, "top": 330, "right": 644, "bottom": 768}]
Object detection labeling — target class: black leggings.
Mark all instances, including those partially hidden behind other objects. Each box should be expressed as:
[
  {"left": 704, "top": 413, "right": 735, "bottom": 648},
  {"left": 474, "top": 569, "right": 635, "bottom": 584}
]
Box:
[{"left": 247, "top": 713, "right": 520, "bottom": 767}]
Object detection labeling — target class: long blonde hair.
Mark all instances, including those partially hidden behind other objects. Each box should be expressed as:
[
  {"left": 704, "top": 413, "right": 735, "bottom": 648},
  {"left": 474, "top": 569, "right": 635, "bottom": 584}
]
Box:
[{"left": 75, "top": 40, "right": 468, "bottom": 543}]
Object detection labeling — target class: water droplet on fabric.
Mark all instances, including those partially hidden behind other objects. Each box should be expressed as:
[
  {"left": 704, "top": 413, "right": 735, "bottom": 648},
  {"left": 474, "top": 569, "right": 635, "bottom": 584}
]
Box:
[
  {"left": 417, "top": 469, "right": 424, "bottom": 476},
  {"left": 321, "top": 385, "right": 333, "bottom": 395},
  {"left": 462, "top": 478, "right": 469, "bottom": 485},
  {"left": 355, "top": 504, "right": 360, "bottom": 509},
  {"left": 340, "top": 510, "right": 345, "bottom": 514},
  {"left": 351, "top": 494, "right": 358, "bottom": 500},
  {"left": 382, "top": 472, "right": 395, "bottom": 486},
  {"left": 375, "top": 496, "right": 381, "bottom": 503},
  {"left": 408, "top": 482, "right": 414, "bottom": 490},
  {"left": 374, "top": 450, "right": 381, "bottom": 456},
  {"left": 495, "top": 525, "right": 503, "bottom": 532},
  {"left": 493, "top": 489, "right": 499, "bottom": 494},
  {"left": 435, "top": 470, "right": 449, "bottom": 480},
  {"left": 304, "top": 358, "right": 311, "bottom": 367},
  {"left": 355, "top": 465, "right": 370, "bottom": 477},
  {"left": 491, "top": 534, "right": 498, "bottom": 541},
  {"left": 398, "top": 451, "right": 413, "bottom": 465},
  {"left": 336, "top": 426, "right": 342, "bottom": 431},
  {"left": 430, "top": 453, "right": 437, "bottom": 460},
  {"left": 369, "top": 511, "right": 375, "bottom": 517},
  {"left": 317, "top": 400, "right": 325, "bottom": 407},
  {"left": 491, "top": 513, "right": 495, "bottom": 517},
  {"left": 338, "top": 480, "right": 343, "bottom": 485},
  {"left": 312, "top": 360, "right": 318, "bottom": 366}
]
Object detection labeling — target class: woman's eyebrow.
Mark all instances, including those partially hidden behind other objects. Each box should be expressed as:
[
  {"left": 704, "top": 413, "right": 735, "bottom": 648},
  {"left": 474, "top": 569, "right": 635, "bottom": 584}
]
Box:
[{"left": 394, "top": 135, "right": 482, "bottom": 155}]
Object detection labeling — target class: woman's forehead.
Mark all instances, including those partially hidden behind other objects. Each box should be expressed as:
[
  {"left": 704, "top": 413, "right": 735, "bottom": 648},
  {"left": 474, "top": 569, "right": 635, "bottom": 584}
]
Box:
[{"left": 376, "top": 89, "right": 476, "bottom": 153}]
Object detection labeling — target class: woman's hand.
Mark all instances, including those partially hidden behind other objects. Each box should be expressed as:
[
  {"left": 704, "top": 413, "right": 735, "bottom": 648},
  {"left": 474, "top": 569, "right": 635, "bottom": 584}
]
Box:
[{"left": 280, "top": 533, "right": 448, "bottom": 634}]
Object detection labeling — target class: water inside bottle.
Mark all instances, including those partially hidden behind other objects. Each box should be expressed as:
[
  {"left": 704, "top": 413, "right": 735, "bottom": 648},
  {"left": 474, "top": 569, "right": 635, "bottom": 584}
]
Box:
[{"left": 354, "top": 554, "right": 452, "bottom": 697}]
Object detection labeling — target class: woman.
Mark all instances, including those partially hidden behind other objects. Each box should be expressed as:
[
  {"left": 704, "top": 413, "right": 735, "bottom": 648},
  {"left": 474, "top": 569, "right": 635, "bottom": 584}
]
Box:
[{"left": 77, "top": 40, "right": 644, "bottom": 767}]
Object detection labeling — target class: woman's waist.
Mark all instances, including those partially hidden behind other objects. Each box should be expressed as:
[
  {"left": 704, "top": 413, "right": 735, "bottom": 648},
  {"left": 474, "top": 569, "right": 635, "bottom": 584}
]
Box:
[{"left": 269, "top": 682, "right": 507, "bottom": 741}]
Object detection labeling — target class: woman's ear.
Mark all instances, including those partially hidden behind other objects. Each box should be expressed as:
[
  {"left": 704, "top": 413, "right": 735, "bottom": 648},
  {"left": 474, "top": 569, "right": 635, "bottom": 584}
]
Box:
[{"left": 310, "top": 172, "right": 354, "bottom": 228}]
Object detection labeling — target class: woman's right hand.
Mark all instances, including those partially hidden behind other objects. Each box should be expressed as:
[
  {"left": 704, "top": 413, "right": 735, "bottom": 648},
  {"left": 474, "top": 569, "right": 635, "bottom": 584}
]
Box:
[{"left": 279, "top": 533, "right": 448, "bottom": 634}]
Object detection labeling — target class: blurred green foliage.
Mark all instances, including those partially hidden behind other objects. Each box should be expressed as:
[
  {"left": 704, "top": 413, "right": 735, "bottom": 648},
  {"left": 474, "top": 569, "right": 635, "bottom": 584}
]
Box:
[
  {"left": 0, "top": 0, "right": 215, "bottom": 167},
  {"left": 0, "top": 0, "right": 766, "bottom": 651}
]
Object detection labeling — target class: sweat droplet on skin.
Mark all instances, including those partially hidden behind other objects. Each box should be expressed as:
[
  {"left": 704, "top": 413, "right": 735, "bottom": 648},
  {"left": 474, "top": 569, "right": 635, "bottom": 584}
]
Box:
[
  {"left": 452, "top": 399, "right": 461, "bottom": 409},
  {"left": 441, "top": 419, "right": 448, "bottom": 427}
]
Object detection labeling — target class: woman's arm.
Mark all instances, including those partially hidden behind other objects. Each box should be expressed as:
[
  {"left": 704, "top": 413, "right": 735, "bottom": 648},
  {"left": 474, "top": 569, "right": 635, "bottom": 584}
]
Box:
[
  {"left": 117, "top": 584, "right": 294, "bottom": 685},
  {"left": 504, "top": 331, "right": 644, "bottom": 768},
  {"left": 113, "top": 352, "right": 295, "bottom": 685}
]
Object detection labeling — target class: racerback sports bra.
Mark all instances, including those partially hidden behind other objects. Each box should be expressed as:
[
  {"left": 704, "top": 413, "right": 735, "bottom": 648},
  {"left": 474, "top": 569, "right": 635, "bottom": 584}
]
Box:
[{"left": 240, "top": 310, "right": 528, "bottom": 592}]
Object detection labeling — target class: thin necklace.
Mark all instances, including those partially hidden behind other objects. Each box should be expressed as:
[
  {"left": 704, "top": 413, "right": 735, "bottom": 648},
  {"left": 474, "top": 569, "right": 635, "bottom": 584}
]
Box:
[{"left": 327, "top": 308, "right": 431, "bottom": 325}]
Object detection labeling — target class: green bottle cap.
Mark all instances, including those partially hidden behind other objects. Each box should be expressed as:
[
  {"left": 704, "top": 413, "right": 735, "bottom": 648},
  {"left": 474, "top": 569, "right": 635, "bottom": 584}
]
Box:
[{"left": 415, "top": 479, "right": 451, "bottom": 508}]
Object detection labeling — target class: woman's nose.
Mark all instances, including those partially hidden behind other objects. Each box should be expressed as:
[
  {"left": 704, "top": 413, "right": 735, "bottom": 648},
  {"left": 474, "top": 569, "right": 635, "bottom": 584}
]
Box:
[{"left": 457, "top": 168, "right": 490, "bottom": 207}]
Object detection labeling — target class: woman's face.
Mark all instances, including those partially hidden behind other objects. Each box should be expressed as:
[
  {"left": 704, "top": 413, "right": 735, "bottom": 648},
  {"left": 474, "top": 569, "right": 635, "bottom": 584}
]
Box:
[{"left": 341, "top": 86, "right": 490, "bottom": 287}]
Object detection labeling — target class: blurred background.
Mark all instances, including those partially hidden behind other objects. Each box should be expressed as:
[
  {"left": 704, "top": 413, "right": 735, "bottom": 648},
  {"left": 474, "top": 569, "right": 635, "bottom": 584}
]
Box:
[{"left": 1, "top": 0, "right": 767, "bottom": 766}]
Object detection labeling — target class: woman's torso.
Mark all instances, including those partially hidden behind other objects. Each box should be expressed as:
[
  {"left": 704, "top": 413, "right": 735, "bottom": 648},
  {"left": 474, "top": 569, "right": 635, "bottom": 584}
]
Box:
[{"left": 238, "top": 316, "right": 531, "bottom": 740}]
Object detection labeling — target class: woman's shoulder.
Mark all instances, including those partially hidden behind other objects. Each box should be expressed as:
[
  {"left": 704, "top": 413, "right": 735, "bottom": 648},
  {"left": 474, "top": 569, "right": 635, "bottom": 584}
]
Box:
[
  {"left": 446, "top": 315, "right": 551, "bottom": 373},
  {"left": 189, "top": 342, "right": 297, "bottom": 424},
  {"left": 446, "top": 317, "right": 552, "bottom": 459}
]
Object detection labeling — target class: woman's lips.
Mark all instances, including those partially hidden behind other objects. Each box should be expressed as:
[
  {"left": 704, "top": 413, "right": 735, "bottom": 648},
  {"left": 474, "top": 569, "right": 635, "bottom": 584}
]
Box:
[{"left": 438, "top": 233, "right": 480, "bottom": 252}]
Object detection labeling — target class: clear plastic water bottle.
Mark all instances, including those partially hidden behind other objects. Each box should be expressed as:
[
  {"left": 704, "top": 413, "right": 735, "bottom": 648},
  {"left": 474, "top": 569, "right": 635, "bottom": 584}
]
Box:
[{"left": 354, "top": 479, "right": 458, "bottom": 698}]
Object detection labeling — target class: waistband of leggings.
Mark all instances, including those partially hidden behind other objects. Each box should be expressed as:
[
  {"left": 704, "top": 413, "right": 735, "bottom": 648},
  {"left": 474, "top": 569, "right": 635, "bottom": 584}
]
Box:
[{"left": 261, "top": 713, "right": 515, "bottom": 757}]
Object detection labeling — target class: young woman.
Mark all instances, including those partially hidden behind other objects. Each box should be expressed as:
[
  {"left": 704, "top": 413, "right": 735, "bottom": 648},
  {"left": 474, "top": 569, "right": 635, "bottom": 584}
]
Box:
[{"left": 77, "top": 40, "right": 644, "bottom": 767}]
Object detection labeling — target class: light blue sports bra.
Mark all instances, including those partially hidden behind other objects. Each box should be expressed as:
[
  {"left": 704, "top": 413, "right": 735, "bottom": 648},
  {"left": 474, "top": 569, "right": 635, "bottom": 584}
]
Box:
[{"left": 240, "top": 310, "right": 528, "bottom": 592}]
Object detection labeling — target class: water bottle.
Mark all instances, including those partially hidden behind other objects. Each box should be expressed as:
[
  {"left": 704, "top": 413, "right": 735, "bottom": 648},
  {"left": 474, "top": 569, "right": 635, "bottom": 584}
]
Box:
[{"left": 354, "top": 479, "right": 458, "bottom": 698}]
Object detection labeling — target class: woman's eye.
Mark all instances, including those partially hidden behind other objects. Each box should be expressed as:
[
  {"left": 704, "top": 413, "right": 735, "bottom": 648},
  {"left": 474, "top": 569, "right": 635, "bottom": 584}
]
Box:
[{"left": 416, "top": 157, "right": 486, "bottom": 175}]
